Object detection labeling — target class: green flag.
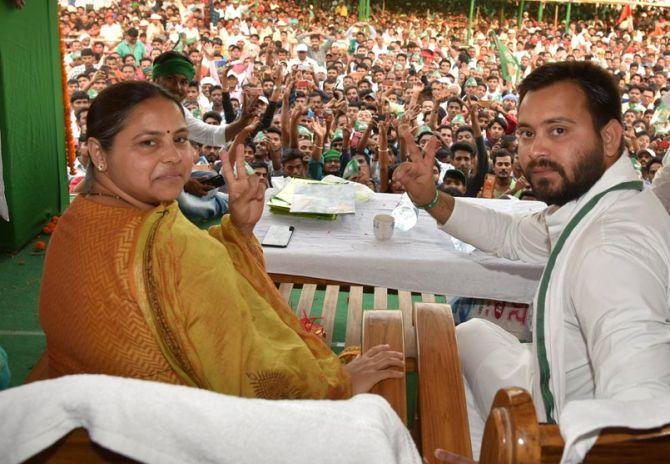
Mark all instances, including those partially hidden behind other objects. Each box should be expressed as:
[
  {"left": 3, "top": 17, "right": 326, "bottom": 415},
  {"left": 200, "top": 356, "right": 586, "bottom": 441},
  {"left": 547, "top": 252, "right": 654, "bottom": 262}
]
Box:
[
  {"left": 493, "top": 33, "right": 521, "bottom": 87},
  {"left": 651, "top": 94, "right": 670, "bottom": 134}
]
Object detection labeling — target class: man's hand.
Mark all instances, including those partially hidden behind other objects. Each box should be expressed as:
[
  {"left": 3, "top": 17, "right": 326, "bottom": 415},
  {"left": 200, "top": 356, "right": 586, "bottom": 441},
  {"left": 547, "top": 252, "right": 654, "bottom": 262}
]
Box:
[
  {"left": 344, "top": 344, "right": 404, "bottom": 395},
  {"left": 393, "top": 133, "right": 438, "bottom": 206},
  {"left": 220, "top": 144, "right": 266, "bottom": 237},
  {"left": 183, "top": 178, "right": 214, "bottom": 198},
  {"left": 432, "top": 449, "right": 477, "bottom": 464}
]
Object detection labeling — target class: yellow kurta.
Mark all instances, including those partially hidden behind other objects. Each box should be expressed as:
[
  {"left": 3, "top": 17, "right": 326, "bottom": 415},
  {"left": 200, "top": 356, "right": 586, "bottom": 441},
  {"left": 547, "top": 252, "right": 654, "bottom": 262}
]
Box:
[{"left": 38, "top": 196, "right": 351, "bottom": 399}]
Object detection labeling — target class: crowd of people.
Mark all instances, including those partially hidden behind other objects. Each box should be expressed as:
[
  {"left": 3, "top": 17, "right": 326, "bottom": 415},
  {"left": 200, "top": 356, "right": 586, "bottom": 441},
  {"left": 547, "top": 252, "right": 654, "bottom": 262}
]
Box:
[
  {"left": 12, "top": 2, "right": 668, "bottom": 461},
  {"left": 60, "top": 0, "right": 670, "bottom": 219}
]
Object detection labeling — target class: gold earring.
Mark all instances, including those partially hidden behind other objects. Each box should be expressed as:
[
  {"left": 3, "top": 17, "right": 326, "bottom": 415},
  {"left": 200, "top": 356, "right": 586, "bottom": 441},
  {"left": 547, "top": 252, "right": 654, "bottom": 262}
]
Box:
[{"left": 98, "top": 164, "right": 104, "bottom": 171}]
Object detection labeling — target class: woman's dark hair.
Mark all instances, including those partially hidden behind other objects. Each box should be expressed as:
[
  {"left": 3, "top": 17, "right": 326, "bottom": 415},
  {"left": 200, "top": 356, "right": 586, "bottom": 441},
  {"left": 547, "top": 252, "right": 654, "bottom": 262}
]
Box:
[
  {"left": 87, "top": 81, "right": 184, "bottom": 151},
  {"left": 518, "top": 61, "right": 622, "bottom": 133}
]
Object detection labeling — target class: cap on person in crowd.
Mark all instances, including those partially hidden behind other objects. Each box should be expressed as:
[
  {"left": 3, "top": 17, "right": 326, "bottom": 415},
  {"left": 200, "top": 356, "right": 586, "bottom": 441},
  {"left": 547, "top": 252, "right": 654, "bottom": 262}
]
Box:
[
  {"left": 200, "top": 76, "right": 217, "bottom": 87},
  {"left": 502, "top": 94, "right": 518, "bottom": 105},
  {"left": 444, "top": 169, "right": 467, "bottom": 185},
  {"left": 150, "top": 14, "right": 162, "bottom": 21},
  {"left": 416, "top": 125, "right": 433, "bottom": 139},
  {"left": 152, "top": 51, "right": 195, "bottom": 82},
  {"left": 323, "top": 149, "right": 341, "bottom": 162},
  {"left": 296, "top": 44, "right": 309, "bottom": 53},
  {"left": 298, "top": 125, "right": 314, "bottom": 141}
]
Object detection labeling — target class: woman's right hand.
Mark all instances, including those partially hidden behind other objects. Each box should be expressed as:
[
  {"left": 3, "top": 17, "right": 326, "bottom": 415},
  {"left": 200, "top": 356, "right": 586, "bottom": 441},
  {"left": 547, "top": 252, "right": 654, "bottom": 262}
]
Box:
[{"left": 345, "top": 344, "right": 404, "bottom": 395}]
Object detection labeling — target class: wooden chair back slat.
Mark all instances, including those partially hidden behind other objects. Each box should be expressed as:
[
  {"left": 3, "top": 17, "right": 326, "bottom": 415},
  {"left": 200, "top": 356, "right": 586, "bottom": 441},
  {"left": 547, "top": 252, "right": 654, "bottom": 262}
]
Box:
[
  {"left": 362, "top": 310, "right": 407, "bottom": 423},
  {"left": 295, "top": 284, "right": 316, "bottom": 316},
  {"left": 278, "top": 283, "right": 294, "bottom": 304},
  {"left": 421, "top": 293, "right": 436, "bottom": 303},
  {"left": 344, "top": 286, "right": 364, "bottom": 347},
  {"left": 397, "top": 290, "right": 417, "bottom": 359},
  {"left": 321, "top": 285, "right": 340, "bottom": 347},
  {"left": 373, "top": 286, "right": 388, "bottom": 309},
  {"left": 415, "top": 302, "right": 472, "bottom": 462}
]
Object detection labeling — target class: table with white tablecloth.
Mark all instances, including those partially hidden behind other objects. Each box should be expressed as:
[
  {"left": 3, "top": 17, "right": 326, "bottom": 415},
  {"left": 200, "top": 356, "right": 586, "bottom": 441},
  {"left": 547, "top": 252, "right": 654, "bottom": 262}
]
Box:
[{"left": 253, "top": 192, "right": 546, "bottom": 304}]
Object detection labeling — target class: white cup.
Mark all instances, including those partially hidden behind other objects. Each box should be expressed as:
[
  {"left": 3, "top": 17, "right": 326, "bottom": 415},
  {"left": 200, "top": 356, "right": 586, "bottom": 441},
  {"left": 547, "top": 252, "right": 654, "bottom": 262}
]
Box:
[{"left": 373, "top": 214, "right": 395, "bottom": 241}]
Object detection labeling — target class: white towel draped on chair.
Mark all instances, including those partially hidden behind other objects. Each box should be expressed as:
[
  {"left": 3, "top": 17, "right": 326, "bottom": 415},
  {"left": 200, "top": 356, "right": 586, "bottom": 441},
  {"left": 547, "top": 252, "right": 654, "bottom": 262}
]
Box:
[{"left": 0, "top": 374, "right": 421, "bottom": 464}]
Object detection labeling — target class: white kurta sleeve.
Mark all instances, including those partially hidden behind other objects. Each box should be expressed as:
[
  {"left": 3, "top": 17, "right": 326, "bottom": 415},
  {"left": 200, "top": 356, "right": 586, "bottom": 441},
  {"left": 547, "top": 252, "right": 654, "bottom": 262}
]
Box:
[
  {"left": 185, "top": 107, "right": 227, "bottom": 147},
  {"left": 438, "top": 198, "right": 551, "bottom": 264},
  {"left": 572, "top": 243, "right": 670, "bottom": 401},
  {"left": 651, "top": 149, "right": 670, "bottom": 215}
]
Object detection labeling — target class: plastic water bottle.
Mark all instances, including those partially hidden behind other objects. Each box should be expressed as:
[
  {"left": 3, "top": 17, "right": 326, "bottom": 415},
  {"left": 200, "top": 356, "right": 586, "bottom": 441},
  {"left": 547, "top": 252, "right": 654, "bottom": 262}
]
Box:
[{"left": 391, "top": 193, "right": 419, "bottom": 231}]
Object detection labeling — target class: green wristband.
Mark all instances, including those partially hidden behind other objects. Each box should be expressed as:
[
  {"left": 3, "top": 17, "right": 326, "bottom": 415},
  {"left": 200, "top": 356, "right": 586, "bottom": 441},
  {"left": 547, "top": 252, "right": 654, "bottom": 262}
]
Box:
[{"left": 414, "top": 188, "right": 440, "bottom": 210}]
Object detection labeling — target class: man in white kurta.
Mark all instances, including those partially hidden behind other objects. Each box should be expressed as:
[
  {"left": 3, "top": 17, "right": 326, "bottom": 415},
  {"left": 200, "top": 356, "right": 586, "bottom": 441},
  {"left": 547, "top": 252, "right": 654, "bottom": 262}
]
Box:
[
  {"left": 448, "top": 152, "right": 670, "bottom": 457},
  {"left": 393, "top": 61, "right": 670, "bottom": 460},
  {"left": 652, "top": 148, "right": 670, "bottom": 214}
]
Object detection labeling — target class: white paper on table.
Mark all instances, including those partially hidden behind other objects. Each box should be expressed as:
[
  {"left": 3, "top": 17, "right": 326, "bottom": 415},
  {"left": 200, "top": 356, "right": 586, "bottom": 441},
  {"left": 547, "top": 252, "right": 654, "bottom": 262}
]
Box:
[{"left": 290, "top": 182, "right": 356, "bottom": 214}]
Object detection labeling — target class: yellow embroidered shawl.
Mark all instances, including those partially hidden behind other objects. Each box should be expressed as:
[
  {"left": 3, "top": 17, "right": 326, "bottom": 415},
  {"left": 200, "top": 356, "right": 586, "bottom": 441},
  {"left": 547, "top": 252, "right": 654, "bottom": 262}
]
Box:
[{"left": 39, "top": 197, "right": 351, "bottom": 399}]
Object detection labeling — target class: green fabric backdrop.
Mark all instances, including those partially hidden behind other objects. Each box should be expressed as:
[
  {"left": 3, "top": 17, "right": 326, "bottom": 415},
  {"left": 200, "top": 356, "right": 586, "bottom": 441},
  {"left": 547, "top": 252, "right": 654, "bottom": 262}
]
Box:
[{"left": 0, "top": 0, "right": 68, "bottom": 251}]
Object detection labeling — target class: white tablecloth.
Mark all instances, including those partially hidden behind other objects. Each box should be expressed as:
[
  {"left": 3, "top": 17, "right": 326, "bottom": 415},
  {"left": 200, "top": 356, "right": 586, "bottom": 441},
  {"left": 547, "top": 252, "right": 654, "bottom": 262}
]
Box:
[{"left": 254, "top": 193, "right": 545, "bottom": 303}]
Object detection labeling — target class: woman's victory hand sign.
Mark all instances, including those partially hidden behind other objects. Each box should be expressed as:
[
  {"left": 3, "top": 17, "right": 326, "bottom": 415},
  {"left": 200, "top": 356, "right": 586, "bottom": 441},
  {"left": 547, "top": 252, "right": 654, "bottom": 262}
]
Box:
[{"left": 220, "top": 144, "right": 266, "bottom": 237}]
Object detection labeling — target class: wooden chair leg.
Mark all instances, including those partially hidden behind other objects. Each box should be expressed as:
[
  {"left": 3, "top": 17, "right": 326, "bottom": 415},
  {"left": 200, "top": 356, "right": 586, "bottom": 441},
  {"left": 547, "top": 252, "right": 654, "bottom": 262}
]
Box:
[
  {"left": 362, "top": 310, "right": 407, "bottom": 423},
  {"left": 415, "top": 302, "right": 472, "bottom": 462}
]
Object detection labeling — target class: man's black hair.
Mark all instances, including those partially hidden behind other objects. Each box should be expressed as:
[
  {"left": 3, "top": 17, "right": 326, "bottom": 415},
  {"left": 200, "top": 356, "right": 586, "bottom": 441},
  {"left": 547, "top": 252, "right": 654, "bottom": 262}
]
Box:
[
  {"left": 455, "top": 125, "right": 474, "bottom": 137},
  {"left": 70, "top": 90, "right": 90, "bottom": 103},
  {"left": 450, "top": 141, "right": 475, "bottom": 155},
  {"left": 519, "top": 61, "right": 622, "bottom": 133},
  {"left": 202, "top": 111, "right": 222, "bottom": 124},
  {"left": 492, "top": 149, "right": 513, "bottom": 163},
  {"left": 281, "top": 148, "right": 303, "bottom": 164}
]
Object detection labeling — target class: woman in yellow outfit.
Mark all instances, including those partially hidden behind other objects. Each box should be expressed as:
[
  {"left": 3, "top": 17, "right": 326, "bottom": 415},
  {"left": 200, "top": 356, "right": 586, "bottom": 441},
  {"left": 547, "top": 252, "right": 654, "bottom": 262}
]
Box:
[{"left": 36, "top": 81, "right": 403, "bottom": 399}]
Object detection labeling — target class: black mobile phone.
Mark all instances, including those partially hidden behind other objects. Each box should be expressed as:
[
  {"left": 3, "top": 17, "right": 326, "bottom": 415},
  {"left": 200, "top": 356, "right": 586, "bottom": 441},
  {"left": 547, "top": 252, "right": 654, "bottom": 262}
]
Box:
[
  {"left": 261, "top": 225, "right": 294, "bottom": 248},
  {"left": 202, "top": 175, "right": 225, "bottom": 188}
]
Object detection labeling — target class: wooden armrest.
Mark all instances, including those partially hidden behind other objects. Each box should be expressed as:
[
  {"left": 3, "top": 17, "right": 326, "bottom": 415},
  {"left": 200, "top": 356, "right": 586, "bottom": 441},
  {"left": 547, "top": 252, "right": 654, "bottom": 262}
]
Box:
[
  {"left": 479, "top": 387, "right": 540, "bottom": 464},
  {"left": 480, "top": 387, "right": 670, "bottom": 464},
  {"left": 362, "top": 310, "right": 407, "bottom": 423},
  {"left": 415, "top": 302, "right": 471, "bottom": 462}
]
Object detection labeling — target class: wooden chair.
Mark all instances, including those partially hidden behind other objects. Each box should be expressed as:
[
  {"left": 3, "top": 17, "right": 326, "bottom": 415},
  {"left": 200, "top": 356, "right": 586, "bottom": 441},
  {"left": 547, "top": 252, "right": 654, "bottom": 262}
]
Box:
[
  {"left": 358, "top": 298, "right": 471, "bottom": 463},
  {"left": 364, "top": 296, "right": 670, "bottom": 464},
  {"left": 479, "top": 387, "right": 670, "bottom": 464},
  {"left": 18, "top": 281, "right": 670, "bottom": 463}
]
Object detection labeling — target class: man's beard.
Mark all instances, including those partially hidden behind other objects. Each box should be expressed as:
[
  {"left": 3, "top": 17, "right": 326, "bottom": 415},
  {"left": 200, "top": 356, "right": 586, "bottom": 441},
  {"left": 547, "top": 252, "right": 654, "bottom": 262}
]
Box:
[{"left": 525, "top": 140, "right": 607, "bottom": 207}]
